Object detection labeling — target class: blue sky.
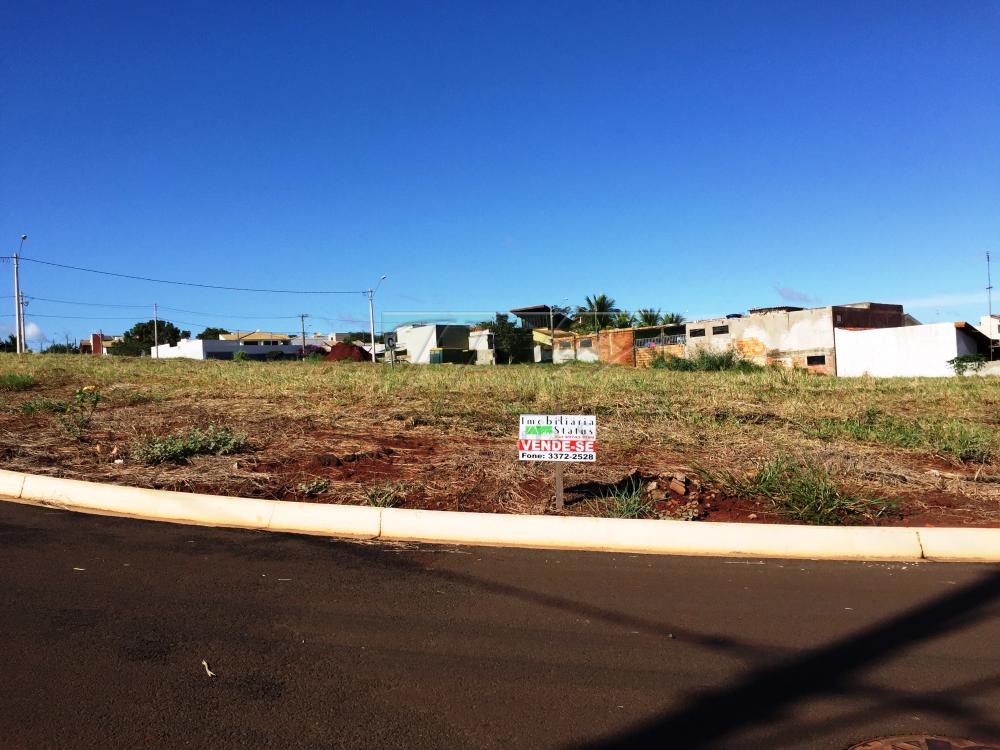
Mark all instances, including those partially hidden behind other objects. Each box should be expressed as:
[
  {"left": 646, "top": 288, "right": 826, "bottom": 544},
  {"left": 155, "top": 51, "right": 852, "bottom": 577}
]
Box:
[{"left": 2, "top": 0, "right": 998, "bottom": 345}]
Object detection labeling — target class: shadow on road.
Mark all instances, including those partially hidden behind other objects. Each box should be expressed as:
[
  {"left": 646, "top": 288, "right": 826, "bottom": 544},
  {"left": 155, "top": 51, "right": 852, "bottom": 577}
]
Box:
[{"left": 579, "top": 568, "right": 1000, "bottom": 749}]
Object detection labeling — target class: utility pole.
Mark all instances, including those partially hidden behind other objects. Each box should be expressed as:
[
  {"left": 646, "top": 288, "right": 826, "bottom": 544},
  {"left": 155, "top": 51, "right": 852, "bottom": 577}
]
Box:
[
  {"left": 12, "top": 235, "right": 26, "bottom": 354},
  {"left": 153, "top": 303, "right": 159, "bottom": 358},
  {"left": 989, "top": 251, "right": 996, "bottom": 360},
  {"left": 366, "top": 275, "right": 387, "bottom": 364},
  {"left": 299, "top": 313, "right": 308, "bottom": 357}
]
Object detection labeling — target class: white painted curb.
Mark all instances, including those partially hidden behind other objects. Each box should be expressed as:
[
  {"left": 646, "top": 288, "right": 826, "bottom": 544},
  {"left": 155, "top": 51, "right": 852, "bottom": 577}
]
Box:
[{"left": 1, "top": 469, "right": 998, "bottom": 562}]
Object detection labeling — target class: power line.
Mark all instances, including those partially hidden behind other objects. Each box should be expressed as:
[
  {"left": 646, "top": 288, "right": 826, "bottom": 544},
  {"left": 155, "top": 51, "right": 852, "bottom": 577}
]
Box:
[
  {"left": 20, "top": 296, "right": 317, "bottom": 320},
  {"left": 16, "top": 256, "right": 367, "bottom": 295},
  {"left": 24, "top": 295, "right": 150, "bottom": 309}
]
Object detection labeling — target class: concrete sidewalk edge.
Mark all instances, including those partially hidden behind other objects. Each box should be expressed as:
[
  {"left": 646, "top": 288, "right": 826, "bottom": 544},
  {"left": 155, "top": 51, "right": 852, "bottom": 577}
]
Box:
[{"left": 1, "top": 469, "right": 997, "bottom": 562}]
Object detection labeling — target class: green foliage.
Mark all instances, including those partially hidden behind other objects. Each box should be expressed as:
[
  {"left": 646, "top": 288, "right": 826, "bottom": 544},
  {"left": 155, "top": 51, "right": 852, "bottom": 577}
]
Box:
[
  {"left": 110, "top": 319, "right": 191, "bottom": 356},
  {"left": 703, "top": 456, "right": 897, "bottom": 525},
  {"left": 586, "top": 479, "right": 659, "bottom": 519},
  {"left": 0, "top": 334, "right": 18, "bottom": 353},
  {"left": 483, "top": 314, "right": 533, "bottom": 364},
  {"left": 636, "top": 308, "right": 663, "bottom": 327},
  {"left": 42, "top": 343, "right": 80, "bottom": 354},
  {"left": 362, "top": 482, "right": 406, "bottom": 507},
  {"left": 948, "top": 353, "right": 987, "bottom": 376},
  {"left": 131, "top": 425, "right": 248, "bottom": 465},
  {"left": 652, "top": 350, "right": 762, "bottom": 372},
  {"left": 57, "top": 387, "right": 101, "bottom": 440},
  {"left": 661, "top": 312, "right": 686, "bottom": 325},
  {"left": 576, "top": 293, "right": 620, "bottom": 330},
  {"left": 196, "top": 327, "right": 231, "bottom": 341},
  {"left": 0, "top": 373, "right": 36, "bottom": 391},
  {"left": 17, "top": 396, "right": 70, "bottom": 415},
  {"left": 297, "top": 478, "right": 331, "bottom": 497},
  {"left": 613, "top": 311, "right": 637, "bottom": 328},
  {"left": 814, "top": 407, "right": 995, "bottom": 463},
  {"left": 233, "top": 350, "right": 249, "bottom": 362}
]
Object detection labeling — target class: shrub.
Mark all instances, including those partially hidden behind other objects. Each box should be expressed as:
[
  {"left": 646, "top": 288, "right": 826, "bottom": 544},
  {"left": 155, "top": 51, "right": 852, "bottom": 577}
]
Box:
[
  {"left": 57, "top": 387, "right": 101, "bottom": 440},
  {"left": 948, "top": 353, "right": 987, "bottom": 376},
  {"left": 651, "top": 350, "right": 761, "bottom": 372},
  {"left": 702, "top": 456, "right": 896, "bottom": 525},
  {"left": 0, "top": 374, "right": 36, "bottom": 391},
  {"left": 233, "top": 351, "right": 249, "bottom": 362},
  {"left": 132, "top": 425, "right": 248, "bottom": 465}
]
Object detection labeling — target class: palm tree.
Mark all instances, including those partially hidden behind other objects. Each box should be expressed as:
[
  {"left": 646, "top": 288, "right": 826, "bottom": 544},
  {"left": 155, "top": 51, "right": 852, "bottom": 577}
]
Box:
[
  {"left": 636, "top": 308, "right": 663, "bottom": 327},
  {"left": 577, "top": 294, "right": 619, "bottom": 330},
  {"left": 613, "top": 311, "right": 636, "bottom": 328},
  {"left": 662, "top": 311, "right": 686, "bottom": 325}
]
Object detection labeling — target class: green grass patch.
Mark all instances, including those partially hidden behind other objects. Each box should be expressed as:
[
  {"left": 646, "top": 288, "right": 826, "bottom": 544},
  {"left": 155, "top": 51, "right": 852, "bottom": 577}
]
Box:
[
  {"left": 0, "top": 374, "right": 36, "bottom": 391},
  {"left": 132, "top": 425, "right": 248, "bottom": 465},
  {"left": 651, "top": 349, "right": 762, "bottom": 372},
  {"left": 16, "top": 396, "right": 71, "bottom": 415},
  {"left": 814, "top": 407, "right": 995, "bottom": 463},
  {"left": 703, "top": 456, "right": 897, "bottom": 525},
  {"left": 585, "top": 480, "right": 660, "bottom": 519},
  {"left": 361, "top": 482, "right": 406, "bottom": 508}
]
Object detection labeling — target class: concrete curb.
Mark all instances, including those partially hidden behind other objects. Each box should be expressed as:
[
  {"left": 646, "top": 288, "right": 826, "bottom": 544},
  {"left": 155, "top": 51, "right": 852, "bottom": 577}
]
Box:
[{"left": 1, "top": 469, "right": 998, "bottom": 562}]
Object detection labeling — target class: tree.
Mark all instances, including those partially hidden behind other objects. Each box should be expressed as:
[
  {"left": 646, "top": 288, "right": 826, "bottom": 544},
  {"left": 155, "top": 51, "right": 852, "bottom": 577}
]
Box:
[
  {"left": 636, "top": 309, "right": 663, "bottom": 327},
  {"left": 0, "top": 334, "right": 17, "bottom": 353},
  {"left": 482, "top": 314, "right": 532, "bottom": 364},
  {"left": 110, "top": 319, "right": 190, "bottom": 356},
  {"left": 576, "top": 294, "right": 620, "bottom": 331},
  {"left": 662, "top": 312, "right": 686, "bottom": 325},
  {"left": 196, "top": 327, "right": 231, "bottom": 341},
  {"left": 613, "top": 311, "right": 636, "bottom": 329},
  {"left": 43, "top": 343, "right": 80, "bottom": 354}
]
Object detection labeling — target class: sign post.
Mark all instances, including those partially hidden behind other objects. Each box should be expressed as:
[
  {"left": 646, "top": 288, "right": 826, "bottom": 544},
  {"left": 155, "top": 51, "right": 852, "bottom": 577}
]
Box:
[{"left": 518, "top": 414, "right": 597, "bottom": 511}]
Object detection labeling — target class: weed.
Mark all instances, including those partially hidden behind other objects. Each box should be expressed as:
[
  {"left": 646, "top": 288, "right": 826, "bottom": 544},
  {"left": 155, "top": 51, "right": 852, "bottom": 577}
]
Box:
[
  {"left": 361, "top": 482, "right": 406, "bottom": 508},
  {"left": 132, "top": 425, "right": 248, "bottom": 465},
  {"left": 585, "top": 480, "right": 660, "bottom": 519},
  {"left": 17, "top": 397, "right": 70, "bottom": 415},
  {"left": 233, "top": 351, "right": 249, "bottom": 362},
  {"left": 57, "top": 387, "right": 101, "bottom": 440},
  {"left": 652, "top": 349, "right": 762, "bottom": 372},
  {"left": 814, "top": 407, "right": 995, "bottom": 463},
  {"left": 297, "top": 478, "right": 330, "bottom": 497},
  {"left": 0, "top": 374, "right": 36, "bottom": 391},
  {"left": 948, "top": 354, "right": 987, "bottom": 376},
  {"left": 703, "top": 456, "right": 896, "bottom": 525}
]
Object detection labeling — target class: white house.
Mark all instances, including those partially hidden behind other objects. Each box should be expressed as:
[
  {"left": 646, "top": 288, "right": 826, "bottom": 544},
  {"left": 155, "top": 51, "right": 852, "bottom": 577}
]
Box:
[
  {"left": 834, "top": 322, "right": 993, "bottom": 377},
  {"left": 395, "top": 324, "right": 470, "bottom": 364}
]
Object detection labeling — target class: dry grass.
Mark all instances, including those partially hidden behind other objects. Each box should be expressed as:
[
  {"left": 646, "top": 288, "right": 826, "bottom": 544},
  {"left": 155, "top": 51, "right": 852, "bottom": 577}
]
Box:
[{"left": 0, "top": 354, "right": 998, "bottom": 524}]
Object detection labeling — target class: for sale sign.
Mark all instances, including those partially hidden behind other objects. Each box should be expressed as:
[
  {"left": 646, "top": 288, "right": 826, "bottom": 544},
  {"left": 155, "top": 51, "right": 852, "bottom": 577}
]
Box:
[{"left": 518, "top": 414, "right": 597, "bottom": 462}]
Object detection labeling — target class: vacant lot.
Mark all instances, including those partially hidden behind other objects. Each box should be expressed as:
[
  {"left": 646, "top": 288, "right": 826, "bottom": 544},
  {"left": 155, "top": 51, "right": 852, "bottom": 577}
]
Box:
[{"left": 1, "top": 355, "right": 998, "bottom": 526}]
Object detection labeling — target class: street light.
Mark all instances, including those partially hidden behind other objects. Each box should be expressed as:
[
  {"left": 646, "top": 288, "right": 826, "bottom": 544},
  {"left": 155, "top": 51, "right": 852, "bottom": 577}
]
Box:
[{"left": 366, "top": 275, "right": 387, "bottom": 363}]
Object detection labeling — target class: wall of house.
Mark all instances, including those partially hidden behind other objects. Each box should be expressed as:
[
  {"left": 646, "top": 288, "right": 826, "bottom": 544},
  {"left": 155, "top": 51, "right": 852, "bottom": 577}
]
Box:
[
  {"left": 396, "top": 325, "right": 437, "bottom": 364},
  {"left": 685, "top": 307, "right": 837, "bottom": 373},
  {"left": 151, "top": 339, "right": 304, "bottom": 360},
  {"left": 635, "top": 344, "right": 686, "bottom": 368},
  {"left": 977, "top": 315, "right": 1000, "bottom": 341},
  {"left": 553, "top": 340, "right": 577, "bottom": 364},
  {"left": 469, "top": 330, "right": 495, "bottom": 365},
  {"left": 834, "top": 323, "right": 964, "bottom": 377},
  {"left": 573, "top": 334, "right": 600, "bottom": 363},
  {"left": 597, "top": 328, "right": 636, "bottom": 366}
]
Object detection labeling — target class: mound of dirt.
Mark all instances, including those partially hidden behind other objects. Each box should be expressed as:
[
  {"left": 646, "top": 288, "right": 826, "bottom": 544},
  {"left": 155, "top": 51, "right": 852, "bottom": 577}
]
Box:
[{"left": 324, "top": 342, "right": 370, "bottom": 362}]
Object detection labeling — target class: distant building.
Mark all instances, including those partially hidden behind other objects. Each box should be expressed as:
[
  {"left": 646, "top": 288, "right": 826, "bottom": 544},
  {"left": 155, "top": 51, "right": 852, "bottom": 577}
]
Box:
[
  {"left": 394, "top": 324, "right": 470, "bottom": 364},
  {"left": 80, "top": 333, "right": 124, "bottom": 355}
]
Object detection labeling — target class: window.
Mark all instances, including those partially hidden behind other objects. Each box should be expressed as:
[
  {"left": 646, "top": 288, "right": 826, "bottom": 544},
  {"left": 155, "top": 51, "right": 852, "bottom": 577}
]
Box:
[
  {"left": 806, "top": 355, "right": 826, "bottom": 366},
  {"left": 559, "top": 341, "right": 572, "bottom": 349},
  {"left": 689, "top": 328, "right": 706, "bottom": 338},
  {"left": 579, "top": 338, "right": 593, "bottom": 348},
  {"left": 712, "top": 325, "right": 729, "bottom": 335}
]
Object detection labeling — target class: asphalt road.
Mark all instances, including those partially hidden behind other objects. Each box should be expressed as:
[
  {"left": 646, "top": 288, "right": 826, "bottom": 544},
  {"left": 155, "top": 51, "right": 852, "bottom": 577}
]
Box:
[{"left": 1, "top": 500, "right": 999, "bottom": 750}]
